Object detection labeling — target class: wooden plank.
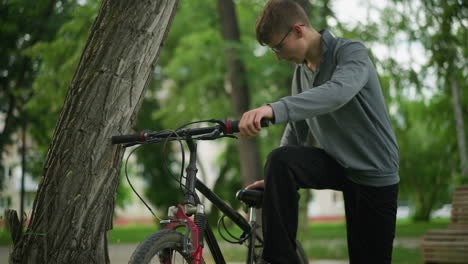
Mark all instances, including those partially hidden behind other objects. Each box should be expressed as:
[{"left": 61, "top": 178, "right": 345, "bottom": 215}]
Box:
[
  {"left": 452, "top": 213, "right": 468, "bottom": 217},
  {"left": 424, "top": 236, "right": 468, "bottom": 240},
  {"left": 449, "top": 223, "right": 468, "bottom": 229},
  {"left": 424, "top": 233, "right": 468, "bottom": 237},
  {"left": 423, "top": 257, "right": 468, "bottom": 263},
  {"left": 425, "top": 229, "right": 468, "bottom": 235},
  {"left": 421, "top": 186, "right": 468, "bottom": 263},
  {"left": 452, "top": 203, "right": 468, "bottom": 207},
  {"left": 422, "top": 251, "right": 468, "bottom": 257},
  {"left": 452, "top": 205, "right": 468, "bottom": 209},
  {"left": 452, "top": 210, "right": 468, "bottom": 213},
  {"left": 422, "top": 242, "right": 468, "bottom": 247},
  {"left": 452, "top": 208, "right": 468, "bottom": 211},
  {"left": 423, "top": 245, "right": 468, "bottom": 250}
]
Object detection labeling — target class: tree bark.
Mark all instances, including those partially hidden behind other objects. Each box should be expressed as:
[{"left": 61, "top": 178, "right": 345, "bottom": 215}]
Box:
[
  {"left": 9, "top": 1, "right": 179, "bottom": 263},
  {"left": 217, "top": 0, "right": 262, "bottom": 186},
  {"left": 450, "top": 73, "right": 468, "bottom": 178}
]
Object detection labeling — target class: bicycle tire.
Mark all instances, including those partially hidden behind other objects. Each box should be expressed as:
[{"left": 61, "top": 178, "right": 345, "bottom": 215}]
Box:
[{"left": 129, "top": 229, "right": 205, "bottom": 264}]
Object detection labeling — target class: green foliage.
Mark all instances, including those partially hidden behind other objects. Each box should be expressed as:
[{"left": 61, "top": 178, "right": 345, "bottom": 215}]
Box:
[
  {"left": 149, "top": 0, "right": 292, "bottom": 216},
  {"left": 3, "top": 0, "right": 464, "bottom": 225},
  {"left": 0, "top": 0, "right": 79, "bottom": 189},
  {"left": 23, "top": 1, "right": 98, "bottom": 177},
  {"left": 115, "top": 163, "right": 134, "bottom": 212},
  {"left": 16, "top": 0, "right": 129, "bottom": 209},
  {"left": 395, "top": 96, "right": 457, "bottom": 220},
  {"left": 338, "top": 0, "right": 467, "bottom": 220}
]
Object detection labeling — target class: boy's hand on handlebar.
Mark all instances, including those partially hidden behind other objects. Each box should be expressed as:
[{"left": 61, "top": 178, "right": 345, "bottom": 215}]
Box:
[
  {"left": 245, "top": 180, "right": 265, "bottom": 190},
  {"left": 239, "top": 105, "right": 274, "bottom": 138}
]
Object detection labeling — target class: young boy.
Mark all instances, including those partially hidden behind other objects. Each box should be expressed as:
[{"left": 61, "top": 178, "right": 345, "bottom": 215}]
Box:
[{"left": 238, "top": 0, "right": 400, "bottom": 263}]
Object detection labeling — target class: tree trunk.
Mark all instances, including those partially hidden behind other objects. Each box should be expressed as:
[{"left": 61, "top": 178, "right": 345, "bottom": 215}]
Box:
[
  {"left": 217, "top": 0, "right": 262, "bottom": 186},
  {"left": 450, "top": 73, "right": 468, "bottom": 178},
  {"left": 9, "top": 1, "right": 179, "bottom": 263}
]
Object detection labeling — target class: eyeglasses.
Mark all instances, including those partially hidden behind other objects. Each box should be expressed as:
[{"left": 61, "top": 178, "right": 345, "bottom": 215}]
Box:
[{"left": 270, "top": 24, "right": 305, "bottom": 53}]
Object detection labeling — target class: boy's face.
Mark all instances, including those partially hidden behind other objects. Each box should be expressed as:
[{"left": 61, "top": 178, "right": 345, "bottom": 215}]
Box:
[{"left": 268, "top": 24, "right": 306, "bottom": 64}]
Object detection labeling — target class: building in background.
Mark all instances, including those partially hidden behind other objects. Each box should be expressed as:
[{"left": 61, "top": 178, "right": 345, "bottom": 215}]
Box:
[{"left": 0, "top": 132, "right": 38, "bottom": 224}]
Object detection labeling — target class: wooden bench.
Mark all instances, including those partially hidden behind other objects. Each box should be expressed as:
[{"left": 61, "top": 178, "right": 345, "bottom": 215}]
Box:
[{"left": 422, "top": 185, "right": 468, "bottom": 263}]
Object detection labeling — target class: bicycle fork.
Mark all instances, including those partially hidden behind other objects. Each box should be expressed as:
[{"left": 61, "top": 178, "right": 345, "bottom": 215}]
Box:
[
  {"left": 161, "top": 204, "right": 206, "bottom": 264},
  {"left": 160, "top": 137, "right": 207, "bottom": 264}
]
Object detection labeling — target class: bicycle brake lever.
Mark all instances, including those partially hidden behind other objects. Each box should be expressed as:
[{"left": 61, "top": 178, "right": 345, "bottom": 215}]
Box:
[{"left": 196, "top": 129, "right": 221, "bottom": 140}]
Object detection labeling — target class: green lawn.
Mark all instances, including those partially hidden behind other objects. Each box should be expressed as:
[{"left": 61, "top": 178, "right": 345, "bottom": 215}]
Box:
[
  {"left": 1, "top": 218, "right": 450, "bottom": 263},
  {"left": 304, "top": 217, "right": 450, "bottom": 239},
  {"left": 107, "top": 218, "right": 450, "bottom": 263},
  {"left": 103, "top": 218, "right": 450, "bottom": 245}
]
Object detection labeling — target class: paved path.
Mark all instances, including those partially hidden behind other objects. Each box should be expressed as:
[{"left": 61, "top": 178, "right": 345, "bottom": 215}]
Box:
[
  {"left": 107, "top": 243, "right": 348, "bottom": 264},
  {"left": 1, "top": 244, "right": 348, "bottom": 263},
  {"left": 2, "top": 237, "right": 420, "bottom": 263},
  {"left": 109, "top": 242, "right": 349, "bottom": 264},
  {"left": 1, "top": 238, "right": 420, "bottom": 263}
]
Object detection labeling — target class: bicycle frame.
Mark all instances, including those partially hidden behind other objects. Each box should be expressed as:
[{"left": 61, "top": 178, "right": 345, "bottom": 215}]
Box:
[{"left": 160, "top": 137, "right": 261, "bottom": 264}]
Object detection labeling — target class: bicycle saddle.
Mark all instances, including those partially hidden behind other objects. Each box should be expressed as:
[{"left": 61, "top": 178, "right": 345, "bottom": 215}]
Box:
[{"left": 236, "top": 189, "right": 264, "bottom": 208}]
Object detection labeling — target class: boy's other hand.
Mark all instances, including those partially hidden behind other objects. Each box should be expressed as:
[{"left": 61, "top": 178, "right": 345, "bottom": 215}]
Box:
[{"left": 239, "top": 105, "right": 274, "bottom": 138}]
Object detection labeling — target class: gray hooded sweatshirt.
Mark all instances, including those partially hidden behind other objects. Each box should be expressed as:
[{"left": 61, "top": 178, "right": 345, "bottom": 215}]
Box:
[{"left": 269, "top": 29, "right": 399, "bottom": 187}]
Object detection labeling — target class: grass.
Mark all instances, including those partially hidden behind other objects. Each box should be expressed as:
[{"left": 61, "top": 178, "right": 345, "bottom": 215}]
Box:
[
  {"left": 108, "top": 224, "right": 159, "bottom": 244},
  {"left": 0, "top": 227, "right": 12, "bottom": 246},
  {"left": 301, "top": 217, "right": 450, "bottom": 239},
  {"left": 104, "top": 218, "right": 450, "bottom": 246},
  {"left": 1, "top": 218, "right": 451, "bottom": 263}
]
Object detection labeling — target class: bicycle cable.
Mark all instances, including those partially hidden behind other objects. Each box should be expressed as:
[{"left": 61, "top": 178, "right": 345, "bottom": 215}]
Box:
[
  {"left": 217, "top": 214, "right": 251, "bottom": 244},
  {"left": 161, "top": 129, "right": 190, "bottom": 196},
  {"left": 171, "top": 119, "right": 223, "bottom": 198},
  {"left": 124, "top": 144, "right": 162, "bottom": 221},
  {"left": 124, "top": 120, "right": 227, "bottom": 221},
  {"left": 123, "top": 129, "right": 189, "bottom": 221}
]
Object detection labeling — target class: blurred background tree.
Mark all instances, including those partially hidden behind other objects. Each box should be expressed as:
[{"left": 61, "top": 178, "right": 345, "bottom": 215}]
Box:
[{"left": 0, "top": 0, "right": 79, "bottom": 190}]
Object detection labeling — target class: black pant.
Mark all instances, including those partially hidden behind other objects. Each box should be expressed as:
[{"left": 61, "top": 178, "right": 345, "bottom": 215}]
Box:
[{"left": 261, "top": 146, "right": 399, "bottom": 264}]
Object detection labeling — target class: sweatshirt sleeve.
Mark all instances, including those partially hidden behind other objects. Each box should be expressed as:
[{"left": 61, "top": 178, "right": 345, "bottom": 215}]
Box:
[
  {"left": 270, "top": 42, "right": 370, "bottom": 124},
  {"left": 280, "top": 122, "right": 298, "bottom": 146}
]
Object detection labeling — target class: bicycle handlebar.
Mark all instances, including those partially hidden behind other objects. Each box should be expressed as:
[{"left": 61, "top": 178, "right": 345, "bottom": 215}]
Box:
[{"left": 111, "top": 119, "right": 270, "bottom": 145}]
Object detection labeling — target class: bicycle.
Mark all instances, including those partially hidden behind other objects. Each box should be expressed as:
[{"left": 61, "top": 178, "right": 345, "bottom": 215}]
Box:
[{"left": 111, "top": 119, "right": 308, "bottom": 264}]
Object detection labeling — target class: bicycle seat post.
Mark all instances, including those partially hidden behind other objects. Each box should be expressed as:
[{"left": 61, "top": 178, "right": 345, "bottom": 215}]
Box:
[
  {"left": 248, "top": 207, "right": 257, "bottom": 226},
  {"left": 247, "top": 203, "right": 258, "bottom": 264}
]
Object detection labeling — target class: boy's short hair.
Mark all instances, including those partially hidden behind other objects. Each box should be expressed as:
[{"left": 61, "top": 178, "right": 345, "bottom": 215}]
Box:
[{"left": 255, "top": 0, "right": 310, "bottom": 46}]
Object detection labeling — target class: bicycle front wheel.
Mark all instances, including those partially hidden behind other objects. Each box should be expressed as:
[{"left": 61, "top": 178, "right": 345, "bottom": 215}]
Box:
[{"left": 129, "top": 229, "right": 205, "bottom": 264}]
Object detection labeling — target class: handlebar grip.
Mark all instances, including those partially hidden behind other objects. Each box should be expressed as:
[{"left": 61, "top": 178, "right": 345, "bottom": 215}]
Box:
[
  {"left": 111, "top": 133, "right": 142, "bottom": 144},
  {"left": 226, "top": 119, "right": 270, "bottom": 134}
]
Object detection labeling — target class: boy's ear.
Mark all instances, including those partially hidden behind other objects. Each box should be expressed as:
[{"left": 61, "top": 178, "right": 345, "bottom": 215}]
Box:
[{"left": 293, "top": 24, "right": 304, "bottom": 38}]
